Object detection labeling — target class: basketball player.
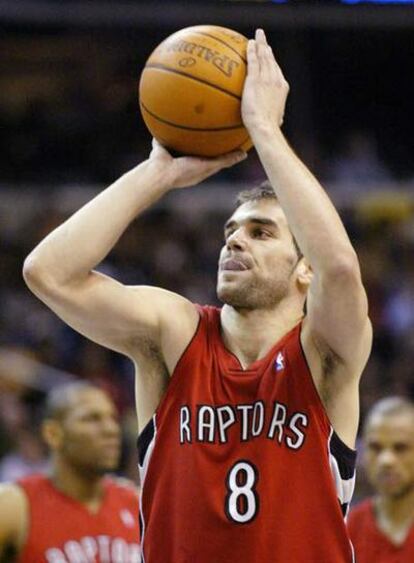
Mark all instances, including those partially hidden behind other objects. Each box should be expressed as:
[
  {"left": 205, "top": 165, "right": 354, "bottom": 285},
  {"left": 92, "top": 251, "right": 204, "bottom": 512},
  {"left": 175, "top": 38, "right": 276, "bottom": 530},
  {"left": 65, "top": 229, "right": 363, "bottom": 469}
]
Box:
[
  {"left": 0, "top": 382, "right": 140, "bottom": 562},
  {"left": 348, "top": 397, "right": 414, "bottom": 562},
  {"left": 23, "top": 29, "right": 372, "bottom": 562}
]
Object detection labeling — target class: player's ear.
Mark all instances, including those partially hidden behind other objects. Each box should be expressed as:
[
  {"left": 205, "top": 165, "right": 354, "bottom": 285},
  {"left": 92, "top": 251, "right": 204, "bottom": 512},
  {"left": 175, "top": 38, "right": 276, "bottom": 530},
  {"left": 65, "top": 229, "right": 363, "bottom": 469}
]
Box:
[
  {"left": 42, "top": 419, "right": 64, "bottom": 450},
  {"left": 296, "top": 259, "right": 313, "bottom": 291}
]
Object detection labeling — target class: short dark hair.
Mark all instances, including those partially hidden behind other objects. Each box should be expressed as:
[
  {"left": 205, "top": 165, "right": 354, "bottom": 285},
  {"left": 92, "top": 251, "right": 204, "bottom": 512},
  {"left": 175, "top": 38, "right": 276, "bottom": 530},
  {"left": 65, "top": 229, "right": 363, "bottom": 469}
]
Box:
[
  {"left": 235, "top": 181, "right": 303, "bottom": 259},
  {"left": 364, "top": 396, "right": 414, "bottom": 432},
  {"left": 236, "top": 180, "right": 278, "bottom": 207},
  {"left": 44, "top": 381, "right": 103, "bottom": 423}
]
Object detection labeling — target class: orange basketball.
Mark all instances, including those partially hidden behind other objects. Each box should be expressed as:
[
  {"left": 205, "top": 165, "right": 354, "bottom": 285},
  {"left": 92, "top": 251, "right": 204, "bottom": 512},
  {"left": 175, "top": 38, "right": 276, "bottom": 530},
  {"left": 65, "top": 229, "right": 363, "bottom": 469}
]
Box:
[{"left": 139, "top": 25, "right": 252, "bottom": 157}]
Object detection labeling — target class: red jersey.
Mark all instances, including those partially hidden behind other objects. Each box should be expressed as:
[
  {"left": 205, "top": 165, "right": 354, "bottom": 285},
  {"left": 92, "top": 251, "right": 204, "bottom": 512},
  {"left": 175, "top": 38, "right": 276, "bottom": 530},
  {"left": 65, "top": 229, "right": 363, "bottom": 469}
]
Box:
[
  {"left": 348, "top": 499, "right": 414, "bottom": 563},
  {"left": 138, "top": 306, "right": 357, "bottom": 563},
  {"left": 17, "top": 474, "right": 140, "bottom": 563}
]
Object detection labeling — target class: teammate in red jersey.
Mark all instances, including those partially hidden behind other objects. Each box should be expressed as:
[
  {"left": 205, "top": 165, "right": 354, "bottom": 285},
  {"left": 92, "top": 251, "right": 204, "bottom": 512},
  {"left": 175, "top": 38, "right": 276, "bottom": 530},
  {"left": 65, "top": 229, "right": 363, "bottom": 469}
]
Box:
[
  {"left": 23, "top": 29, "right": 372, "bottom": 562},
  {"left": 348, "top": 397, "right": 414, "bottom": 562},
  {"left": 0, "top": 382, "right": 140, "bottom": 562}
]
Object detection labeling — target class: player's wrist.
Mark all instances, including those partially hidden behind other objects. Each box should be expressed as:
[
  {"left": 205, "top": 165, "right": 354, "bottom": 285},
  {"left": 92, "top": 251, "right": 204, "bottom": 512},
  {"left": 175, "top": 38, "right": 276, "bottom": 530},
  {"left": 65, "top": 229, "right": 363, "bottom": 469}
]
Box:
[
  {"left": 127, "top": 159, "right": 175, "bottom": 195},
  {"left": 248, "top": 121, "right": 284, "bottom": 147}
]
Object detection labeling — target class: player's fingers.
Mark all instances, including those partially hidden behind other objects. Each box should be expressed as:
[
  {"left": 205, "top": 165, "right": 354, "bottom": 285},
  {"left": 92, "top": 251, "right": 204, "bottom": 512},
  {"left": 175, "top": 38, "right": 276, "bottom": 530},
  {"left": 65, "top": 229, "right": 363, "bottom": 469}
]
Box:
[
  {"left": 255, "top": 30, "right": 278, "bottom": 83},
  {"left": 264, "top": 49, "right": 289, "bottom": 95},
  {"left": 150, "top": 138, "right": 171, "bottom": 158},
  {"left": 265, "top": 42, "right": 288, "bottom": 86},
  {"left": 255, "top": 28, "right": 268, "bottom": 45},
  {"left": 255, "top": 29, "right": 269, "bottom": 77},
  {"left": 212, "top": 150, "right": 247, "bottom": 170},
  {"left": 246, "top": 39, "right": 259, "bottom": 79}
]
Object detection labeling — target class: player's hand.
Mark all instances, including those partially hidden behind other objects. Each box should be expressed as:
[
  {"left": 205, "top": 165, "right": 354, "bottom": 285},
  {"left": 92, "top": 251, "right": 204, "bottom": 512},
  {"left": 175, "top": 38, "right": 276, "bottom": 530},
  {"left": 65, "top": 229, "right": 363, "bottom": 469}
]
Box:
[
  {"left": 242, "top": 29, "right": 289, "bottom": 133},
  {"left": 149, "top": 139, "right": 247, "bottom": 189}
]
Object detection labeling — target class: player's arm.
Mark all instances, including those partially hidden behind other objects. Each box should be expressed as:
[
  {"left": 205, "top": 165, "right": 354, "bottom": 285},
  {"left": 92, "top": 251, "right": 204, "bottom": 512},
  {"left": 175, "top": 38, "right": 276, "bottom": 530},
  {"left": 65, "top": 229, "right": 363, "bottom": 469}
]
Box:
[
  {"left": 242, "top": 30, "right": 372, "bottom": 374},
  {"left": 0, "top": 484, "right": 28, "bottom": 560},
  {"left": 23, "top": 143, "right": 246, "bottom": 363}
]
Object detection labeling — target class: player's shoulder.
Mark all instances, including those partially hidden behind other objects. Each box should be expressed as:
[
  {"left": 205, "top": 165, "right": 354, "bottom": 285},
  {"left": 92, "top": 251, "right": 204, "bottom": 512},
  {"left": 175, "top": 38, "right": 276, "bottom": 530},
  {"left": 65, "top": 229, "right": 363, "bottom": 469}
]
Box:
[
  {"left": 105, "top": 476, "right": 140, "bottom": 498},
  {"left": 16, "top": 473, "right": 48, "bottom": 487},
  {"left": 0, "top": 482, "right": 25, "bottom": 502},
  {"left": 348, "top": 498, "right": 372, "bottom": 523},
  {"left": 0, "top": 482, "right": 28, "bottom": 522},
  {"left": 14, "top": 473, "right": 51, "bottom": 497},
  {"left": 129, "top": 286, "right": 200, "bottom": 329}
]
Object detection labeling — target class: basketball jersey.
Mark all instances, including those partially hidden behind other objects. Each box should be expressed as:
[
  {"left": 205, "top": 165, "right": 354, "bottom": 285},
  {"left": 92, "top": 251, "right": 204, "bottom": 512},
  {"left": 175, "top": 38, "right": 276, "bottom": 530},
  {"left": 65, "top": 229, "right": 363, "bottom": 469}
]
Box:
[
  {"left": 348, "top": 499, "right": 414, "bottom": 562},
  {"left": 138, "top": 305, "right": 357, "bottom": 563},
  {"left": 17, "top": 474, "right": 140, "bottom": 563}
]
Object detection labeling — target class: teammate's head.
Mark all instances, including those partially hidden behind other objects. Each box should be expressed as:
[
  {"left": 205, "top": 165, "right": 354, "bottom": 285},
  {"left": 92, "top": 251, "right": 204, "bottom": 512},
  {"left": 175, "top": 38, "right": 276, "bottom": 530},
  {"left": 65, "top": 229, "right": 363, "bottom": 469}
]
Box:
[
  {"left": 42, "top": 382, "right": 121, "bottom": 476},
  {"left": 217, "top": 181, "right": 311, "bottom": 309},
  {"left": 363, "top": 396, "right": 414, "bottom": 499}
]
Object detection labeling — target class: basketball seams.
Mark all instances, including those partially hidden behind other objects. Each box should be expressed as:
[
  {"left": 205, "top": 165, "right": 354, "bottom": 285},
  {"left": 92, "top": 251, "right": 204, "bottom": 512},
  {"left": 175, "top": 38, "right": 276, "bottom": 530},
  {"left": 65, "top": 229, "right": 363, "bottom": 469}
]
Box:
[
  {"left": 191, "top": 30, "right": 247, "bottom": 64},
  {"left": 140, "top": 101, "right": 244, "bottom": 132},
  {"left": 143, "top": 64, "right": 242, "bottom": 102},
  {"left": 139, "top": 26, "right": 251, "bottom": 157}
]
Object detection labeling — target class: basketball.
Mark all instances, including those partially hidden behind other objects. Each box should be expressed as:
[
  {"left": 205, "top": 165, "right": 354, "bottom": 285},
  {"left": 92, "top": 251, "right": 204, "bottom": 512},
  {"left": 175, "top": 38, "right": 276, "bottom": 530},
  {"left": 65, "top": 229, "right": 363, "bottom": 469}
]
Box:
[{"left": 139, "top": 25, "right": 252, "bottom": 157}]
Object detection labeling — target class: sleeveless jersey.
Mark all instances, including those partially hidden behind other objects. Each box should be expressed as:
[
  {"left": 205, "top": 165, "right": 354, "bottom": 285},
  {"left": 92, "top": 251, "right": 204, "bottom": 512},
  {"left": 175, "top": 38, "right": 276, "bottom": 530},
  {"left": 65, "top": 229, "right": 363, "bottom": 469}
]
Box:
[
  {"left": 348, "top": 499, "right": 414, "bottom": 562},
  {"left": 17, "top": 474, "right": 140, "bottom": 563},
  {"left": 138, "top": 305, "right": 357, "bottom": 563}
]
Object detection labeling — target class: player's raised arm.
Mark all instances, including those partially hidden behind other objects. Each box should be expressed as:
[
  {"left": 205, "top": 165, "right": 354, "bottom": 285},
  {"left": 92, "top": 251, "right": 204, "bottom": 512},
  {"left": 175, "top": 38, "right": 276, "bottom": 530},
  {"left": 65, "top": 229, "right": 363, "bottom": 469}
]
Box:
[
  {"left": 23, "top": 142, "right": 245, "bottom": 361},
  {"left": 242, "top": 31, "right": 371, "bottom": 379}
]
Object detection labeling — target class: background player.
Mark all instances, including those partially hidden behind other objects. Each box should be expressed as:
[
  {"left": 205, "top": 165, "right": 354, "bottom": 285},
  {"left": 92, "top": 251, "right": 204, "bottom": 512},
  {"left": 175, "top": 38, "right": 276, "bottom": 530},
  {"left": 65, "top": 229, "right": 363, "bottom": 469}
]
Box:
[
  {"left": 0, "top": 382, "right": 140, "bottom": 562},
  {"left": 348, "top": 397, "right": 414, "bottom": 562},
  {"left": 22, "top": 29, "right": 371, "bottom": 562}
]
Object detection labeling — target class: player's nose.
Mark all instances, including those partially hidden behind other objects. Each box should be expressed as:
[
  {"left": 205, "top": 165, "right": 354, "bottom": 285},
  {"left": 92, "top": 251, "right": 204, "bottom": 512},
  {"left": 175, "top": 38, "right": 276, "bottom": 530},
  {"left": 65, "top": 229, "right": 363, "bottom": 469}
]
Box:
[
  {"left": 101, "top": 416, "right": 120, "bottom": 436},
  {"left": 226, "top": 228, "right": 247, "bottom": 251},
  {"left": 377, "top": 448, "right": 397, "bottom": 467}
]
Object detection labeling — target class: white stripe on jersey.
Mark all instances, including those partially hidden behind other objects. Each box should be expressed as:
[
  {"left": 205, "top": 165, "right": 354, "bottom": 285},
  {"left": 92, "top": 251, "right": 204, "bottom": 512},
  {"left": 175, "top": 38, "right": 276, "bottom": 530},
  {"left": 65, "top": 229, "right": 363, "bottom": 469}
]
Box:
[
  {"left": 327, "top": 427, "right": 356, "bottom": 515},
  {"left": 138, "top": 414, "right": 158, "bottom": 563}
]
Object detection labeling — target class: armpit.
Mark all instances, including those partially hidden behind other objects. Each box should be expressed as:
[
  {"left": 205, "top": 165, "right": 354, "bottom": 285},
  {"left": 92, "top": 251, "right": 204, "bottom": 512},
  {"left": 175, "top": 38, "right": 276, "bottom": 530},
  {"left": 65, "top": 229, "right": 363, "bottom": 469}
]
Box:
[{"left": 311, "top": 331, "right": 343, "bottom": 378}]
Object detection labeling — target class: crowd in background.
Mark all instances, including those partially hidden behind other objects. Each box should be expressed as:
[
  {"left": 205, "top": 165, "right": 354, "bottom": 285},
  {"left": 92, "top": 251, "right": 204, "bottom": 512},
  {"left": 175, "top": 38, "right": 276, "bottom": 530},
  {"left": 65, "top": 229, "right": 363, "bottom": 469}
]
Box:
[
  {"left": 1, "top": 24, "right": 414, "bottom": 503},
  {"left": 1, "top": 166, "right": 414, "bottom": 500}
]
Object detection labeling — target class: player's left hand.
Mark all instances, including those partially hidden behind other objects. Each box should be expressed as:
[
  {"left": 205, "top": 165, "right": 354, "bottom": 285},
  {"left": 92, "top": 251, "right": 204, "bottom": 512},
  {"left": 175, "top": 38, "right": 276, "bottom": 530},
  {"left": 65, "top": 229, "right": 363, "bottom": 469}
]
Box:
[
  {"left": 241, "top": 29, "right": 289, "bottom": 133},
  {"left": 149, "top": 139, "right": 247, "bottom": 190}
]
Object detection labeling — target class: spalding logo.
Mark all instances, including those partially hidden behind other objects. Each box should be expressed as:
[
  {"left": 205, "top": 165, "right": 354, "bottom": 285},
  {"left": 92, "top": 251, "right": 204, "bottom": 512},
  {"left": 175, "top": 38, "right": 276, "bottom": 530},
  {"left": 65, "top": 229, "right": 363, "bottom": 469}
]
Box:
[
  {"left": 178, "top": 57, "right": 197, "bottom": 68},
  {"left": 164, "top": 39, "right": 241, "bottom": 78}
]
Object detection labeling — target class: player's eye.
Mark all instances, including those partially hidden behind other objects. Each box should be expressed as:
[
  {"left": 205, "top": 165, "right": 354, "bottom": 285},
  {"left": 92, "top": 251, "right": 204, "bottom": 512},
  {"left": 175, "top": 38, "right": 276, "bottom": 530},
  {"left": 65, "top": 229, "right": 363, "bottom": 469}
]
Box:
[
  {"left": 367, "top": 442, "right": 382, "bottom": 454},
  {"left": 82, "top": 413, "right": 101, "bottom": 423},
  {"left": 253, "top": 228, "right": 270, "bottom": 239},
  {"left": 394, "top": 443, "right": 410, "bottom": 454}
]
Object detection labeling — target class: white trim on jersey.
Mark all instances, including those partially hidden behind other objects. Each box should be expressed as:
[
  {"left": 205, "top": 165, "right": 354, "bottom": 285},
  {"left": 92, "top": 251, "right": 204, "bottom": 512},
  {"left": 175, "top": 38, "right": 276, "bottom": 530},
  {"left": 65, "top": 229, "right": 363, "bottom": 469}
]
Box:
[
  {"left": 329, "top": 451, "right": 356, "bottom": 512},
  {"left": 138, "top": 414, "right": 158, "bottom": 563},
  {"left": 328, "top": 428, "right": 355, "bottom": 516},
  {"left": 327, "top": 427, "right": 357, "bottom": 563}
]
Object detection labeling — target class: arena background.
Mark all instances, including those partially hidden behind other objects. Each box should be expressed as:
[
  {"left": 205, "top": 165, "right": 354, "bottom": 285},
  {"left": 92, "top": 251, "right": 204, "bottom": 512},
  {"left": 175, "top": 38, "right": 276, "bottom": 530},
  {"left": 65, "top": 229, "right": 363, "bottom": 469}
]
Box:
[{"left": 1, "top": 0, "right": 414, "bottom": 500}]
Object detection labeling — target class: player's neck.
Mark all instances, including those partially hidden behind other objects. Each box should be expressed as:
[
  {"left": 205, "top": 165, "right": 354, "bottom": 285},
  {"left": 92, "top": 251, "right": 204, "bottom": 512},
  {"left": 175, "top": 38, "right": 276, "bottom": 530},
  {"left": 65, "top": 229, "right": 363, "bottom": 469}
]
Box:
[
  {"left": 220, "top": 301, "right": 303, "bottom": 369},
  {"left": 375, "top": 487, "right": 414, "bottom": 527},
  {"left": 50, "top": 461, "right": 105, "bottom": 511}
]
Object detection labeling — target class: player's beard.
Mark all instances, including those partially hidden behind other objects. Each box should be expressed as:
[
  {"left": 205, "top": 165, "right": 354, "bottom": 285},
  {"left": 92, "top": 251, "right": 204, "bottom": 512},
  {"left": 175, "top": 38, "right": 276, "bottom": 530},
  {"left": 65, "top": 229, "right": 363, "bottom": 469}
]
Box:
[
  {"left": 217, "top": 274, "right": 290, "bottom": 310},
  {"left": 379, "top": 478, "right": 414, "bottom": 500}
]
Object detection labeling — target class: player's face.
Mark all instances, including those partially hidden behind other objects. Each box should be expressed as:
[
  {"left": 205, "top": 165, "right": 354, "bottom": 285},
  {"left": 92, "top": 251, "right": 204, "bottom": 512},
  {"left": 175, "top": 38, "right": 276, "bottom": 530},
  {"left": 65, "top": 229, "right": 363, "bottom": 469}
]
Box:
[
  {"left": 217, "top": 199, "right": 302, "bottom": 309},
  {"left": 364, "top": 413, "right": 414, "bottom": 499},
  {"left": 60, "top": 389, "right": 121, "bottom": 474}
]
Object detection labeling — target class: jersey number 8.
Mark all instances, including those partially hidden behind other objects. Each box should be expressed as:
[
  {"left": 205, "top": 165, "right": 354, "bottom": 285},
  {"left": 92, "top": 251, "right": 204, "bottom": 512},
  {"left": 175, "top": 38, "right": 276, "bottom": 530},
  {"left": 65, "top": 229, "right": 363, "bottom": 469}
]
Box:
[{"left": 225, "top": 460, "right": 259, "bottom": 524}]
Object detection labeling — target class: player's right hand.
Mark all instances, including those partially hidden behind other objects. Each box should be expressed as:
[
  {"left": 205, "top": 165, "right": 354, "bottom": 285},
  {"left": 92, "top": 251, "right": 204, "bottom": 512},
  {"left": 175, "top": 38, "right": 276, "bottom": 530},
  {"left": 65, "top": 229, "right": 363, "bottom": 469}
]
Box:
[
  {"left": 242, "top": 29, "right": 289, "bottom": 134},
  {"left": 149, "top": 139, "right": 247, "bottom": 189}
]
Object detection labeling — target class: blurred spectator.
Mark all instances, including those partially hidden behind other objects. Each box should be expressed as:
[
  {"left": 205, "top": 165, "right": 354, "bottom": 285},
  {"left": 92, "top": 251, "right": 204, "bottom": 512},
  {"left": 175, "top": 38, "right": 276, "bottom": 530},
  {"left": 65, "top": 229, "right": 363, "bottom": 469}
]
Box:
[
  {"left": 348, "top": 397, "right": 414, "bottom": 562},
  {"left": 0, "top": 382, "right": 140, "bottom": 561}
]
